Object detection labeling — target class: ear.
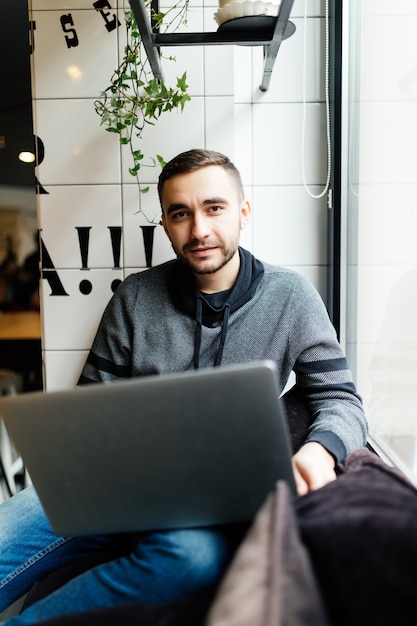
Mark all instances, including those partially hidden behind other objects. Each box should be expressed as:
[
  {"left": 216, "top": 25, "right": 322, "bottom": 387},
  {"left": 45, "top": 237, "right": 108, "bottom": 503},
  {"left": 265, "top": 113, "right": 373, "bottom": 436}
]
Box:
[{"left": 240, "top": 200, "right": 251, "bottom": 230}]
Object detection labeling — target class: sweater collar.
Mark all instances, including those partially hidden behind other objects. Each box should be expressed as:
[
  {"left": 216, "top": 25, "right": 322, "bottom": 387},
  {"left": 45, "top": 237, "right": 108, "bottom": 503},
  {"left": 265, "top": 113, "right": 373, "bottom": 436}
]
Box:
[{"left": 167, "top": 247, "right": 264, "bottom": 368}]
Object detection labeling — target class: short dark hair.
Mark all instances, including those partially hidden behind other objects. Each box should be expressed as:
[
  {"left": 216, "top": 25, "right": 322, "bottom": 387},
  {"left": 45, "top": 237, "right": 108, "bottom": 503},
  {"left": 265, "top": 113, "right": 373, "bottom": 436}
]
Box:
[{"left": 158, "top": 149, "right": 244, "bottom": 207}]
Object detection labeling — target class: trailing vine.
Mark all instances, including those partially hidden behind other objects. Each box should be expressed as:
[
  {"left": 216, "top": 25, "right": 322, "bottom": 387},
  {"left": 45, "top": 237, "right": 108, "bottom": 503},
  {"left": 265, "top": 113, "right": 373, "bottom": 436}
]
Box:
[{"left": 94, "top": 1, "right": 191, "bottom": 223}]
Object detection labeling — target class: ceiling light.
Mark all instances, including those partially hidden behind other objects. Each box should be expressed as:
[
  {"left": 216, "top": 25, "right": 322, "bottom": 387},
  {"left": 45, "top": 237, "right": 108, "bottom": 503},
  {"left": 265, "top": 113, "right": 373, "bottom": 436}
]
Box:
[
  {"left": 18, "top": 151, "right": 35, "bottom": 163},
  {"left": 66, "top": 65, "right": 82, "bottom": 81}
]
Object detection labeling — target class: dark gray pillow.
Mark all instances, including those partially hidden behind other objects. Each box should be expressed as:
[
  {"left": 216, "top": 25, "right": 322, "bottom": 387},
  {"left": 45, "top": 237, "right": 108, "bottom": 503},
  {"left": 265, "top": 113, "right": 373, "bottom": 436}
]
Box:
[
  {"left": 295, "top": 448, "right": 417, "bottom": 626},
  {"left": 205, "top": 481, "right": 329, "bottom": 626}
]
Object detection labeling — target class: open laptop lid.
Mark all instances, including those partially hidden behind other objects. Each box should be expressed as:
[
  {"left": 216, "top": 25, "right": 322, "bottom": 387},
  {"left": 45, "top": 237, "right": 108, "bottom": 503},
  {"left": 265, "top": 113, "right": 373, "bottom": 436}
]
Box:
[{"left": 0, "top": 360, "right": 296, "bottom": 536}]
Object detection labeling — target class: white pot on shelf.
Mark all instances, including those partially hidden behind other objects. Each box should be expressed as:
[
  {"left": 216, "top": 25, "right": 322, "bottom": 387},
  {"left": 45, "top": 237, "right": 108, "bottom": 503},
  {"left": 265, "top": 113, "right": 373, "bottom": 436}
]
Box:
[{"left": 214, "top": 0, "right": 281, "bottom": 27}]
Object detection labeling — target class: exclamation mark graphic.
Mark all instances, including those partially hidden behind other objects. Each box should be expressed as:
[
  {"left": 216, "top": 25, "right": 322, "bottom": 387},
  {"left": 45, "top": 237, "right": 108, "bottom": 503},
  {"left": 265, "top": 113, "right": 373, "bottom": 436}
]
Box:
[
  {"left": 108, "top": 227, "right": 122, "bottom": 268},
  {"left": 76, "top": 226, "right": 92, "bottom": 295},
  {"left": 108, "top": 226, "right": 123, "bottom": 294}
]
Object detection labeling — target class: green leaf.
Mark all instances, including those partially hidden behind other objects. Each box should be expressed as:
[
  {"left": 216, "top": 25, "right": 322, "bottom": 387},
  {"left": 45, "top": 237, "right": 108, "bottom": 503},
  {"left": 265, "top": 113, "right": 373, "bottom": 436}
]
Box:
[
  {"left": 177, "top": 72, "right": 188, "bottom": 92},
  {"left": 94, "top": 2, "right": 191, "bottom": 224}
]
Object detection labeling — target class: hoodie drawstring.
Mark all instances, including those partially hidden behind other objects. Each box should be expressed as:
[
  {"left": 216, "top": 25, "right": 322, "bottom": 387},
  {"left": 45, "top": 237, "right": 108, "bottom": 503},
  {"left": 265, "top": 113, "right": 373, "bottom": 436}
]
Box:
[
  {"left": 168, "top": 248, "right": 265, "bottom": 371},
  {"left": 193, "top": 299, "right": 231, "bottom": 369},
  {"left": 214, "top": 304, "right": 230, "bottom": 367},
  {"left": 194, "top": 297, "right": 203, "bottom": 369}
]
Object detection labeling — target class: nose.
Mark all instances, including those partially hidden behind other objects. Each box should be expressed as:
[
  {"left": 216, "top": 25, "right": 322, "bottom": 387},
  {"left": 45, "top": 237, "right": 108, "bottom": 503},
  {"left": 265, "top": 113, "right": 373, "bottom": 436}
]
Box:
[{"left": 190, "top": 213, "right": 210, "bottom": 240}]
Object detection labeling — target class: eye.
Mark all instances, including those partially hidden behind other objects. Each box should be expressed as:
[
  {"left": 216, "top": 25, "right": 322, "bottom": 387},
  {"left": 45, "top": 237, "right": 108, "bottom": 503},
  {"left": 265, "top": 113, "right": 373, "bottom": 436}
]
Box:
[
  {"left": 171, "top": 210, "right": 189, "bottom": 220},
  {"left": 209, "top": 205, "right": 223, "bottom": 213}
]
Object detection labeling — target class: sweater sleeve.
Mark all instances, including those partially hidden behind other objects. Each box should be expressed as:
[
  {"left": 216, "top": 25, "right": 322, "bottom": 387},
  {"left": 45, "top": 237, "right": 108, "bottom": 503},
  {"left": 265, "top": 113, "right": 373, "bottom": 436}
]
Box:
[
  {"left": 77, "top": 275, "right": 138, "bottom": 385},
  {"left": 288, "top": 274, "right": 368, "bottom": 462}
]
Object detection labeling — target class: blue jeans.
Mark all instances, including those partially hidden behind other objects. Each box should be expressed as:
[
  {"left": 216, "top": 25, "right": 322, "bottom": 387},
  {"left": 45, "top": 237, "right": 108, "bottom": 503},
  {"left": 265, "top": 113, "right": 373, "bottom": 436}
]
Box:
[{"left": 0, "top": 487, "right": 243, "bottom": 624}]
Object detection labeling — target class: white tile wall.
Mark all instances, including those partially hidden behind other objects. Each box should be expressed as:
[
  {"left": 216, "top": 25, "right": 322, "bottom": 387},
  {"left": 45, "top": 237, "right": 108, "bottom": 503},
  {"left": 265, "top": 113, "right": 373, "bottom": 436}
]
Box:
[
  {"left": 43, "top": 350, "right": 89, "bottom": 390},
  {"left": 252, "top": 16, "right": 326, "bottom": 104},
  {"left": 32, "top": 1, "right": 98, "bottom": 9},
  {"left": 35, "top": 99, "right": 121, "bottom": 185},
  {"left": 120, "top": 97, "right": 206, "bottom": 184},
  {"left": 39, "top": 185, "right": 123, "bottom": 269},
  {"left": 252, "top": 102, "right": 327, "bottom": 186},
  {"left": 292, "top": 0, "right": 323, "bottom": 18},
  {"left": 122, "top": 183, "right": 175, "bottom": 267},
  {"left": 139, "top": 2, "right": 206, "bottom": 96},
  {"left": 41, "top": 268, "right": 124, "bottom": 351},
  {"left": 205, "top": 96, "right": 235, "bottom": 155},
  {"left": 30, "top": 0, "right": 327, "bottom": 390},
  {"left": 252, "top": 185, "right": 327, "bottom": 267},
  {"left": 160, "top": 45, "right": 205, "bottom": 98},
  {"left": 32, "top": 8, "right": 119, "bottom": 99}
]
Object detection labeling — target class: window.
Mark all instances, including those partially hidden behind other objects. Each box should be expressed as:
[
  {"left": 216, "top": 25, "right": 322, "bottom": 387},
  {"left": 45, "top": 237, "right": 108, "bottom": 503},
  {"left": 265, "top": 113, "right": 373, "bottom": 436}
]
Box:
[{"left": 343, "top": 1, "right": 417, "bottom": 483}]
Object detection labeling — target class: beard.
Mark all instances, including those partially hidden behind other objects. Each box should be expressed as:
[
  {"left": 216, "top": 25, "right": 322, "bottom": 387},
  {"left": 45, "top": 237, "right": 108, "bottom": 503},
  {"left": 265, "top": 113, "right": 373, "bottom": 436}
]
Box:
[{"left": 174, "top": 238, "right": 238, "bottom": 275}]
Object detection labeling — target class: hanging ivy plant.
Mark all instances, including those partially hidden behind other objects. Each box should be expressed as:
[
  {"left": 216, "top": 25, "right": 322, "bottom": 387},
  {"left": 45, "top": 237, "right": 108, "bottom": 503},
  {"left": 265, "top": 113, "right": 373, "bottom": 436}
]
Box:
[{"left": 94, "top": 1, "right": 191, "bottom": 224}]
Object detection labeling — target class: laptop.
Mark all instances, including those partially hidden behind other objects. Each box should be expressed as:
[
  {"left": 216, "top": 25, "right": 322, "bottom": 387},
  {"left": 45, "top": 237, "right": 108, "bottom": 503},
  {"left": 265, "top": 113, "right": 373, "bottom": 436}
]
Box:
[{"left": 0, "top": 360, "right": 296, "bottom": 536}]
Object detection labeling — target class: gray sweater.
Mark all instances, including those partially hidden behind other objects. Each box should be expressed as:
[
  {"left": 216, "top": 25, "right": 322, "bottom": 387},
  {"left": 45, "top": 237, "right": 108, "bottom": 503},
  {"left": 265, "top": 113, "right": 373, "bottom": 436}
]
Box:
[{"left": 79, "top": 255, "right": 368, "bottom": 462}]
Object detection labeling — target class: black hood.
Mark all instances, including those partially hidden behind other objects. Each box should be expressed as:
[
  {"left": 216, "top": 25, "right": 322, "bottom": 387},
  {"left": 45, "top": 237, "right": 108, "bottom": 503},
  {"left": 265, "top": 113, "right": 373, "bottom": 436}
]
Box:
[{"left": 167, "top": 247, "right": 264, "bottom": 368}]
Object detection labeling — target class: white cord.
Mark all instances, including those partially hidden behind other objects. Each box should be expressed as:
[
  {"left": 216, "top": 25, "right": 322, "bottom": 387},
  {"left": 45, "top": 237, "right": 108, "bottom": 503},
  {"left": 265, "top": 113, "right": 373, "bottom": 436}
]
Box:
[{"left": 301, "top": 0, "right": 331, "bottom": 199}]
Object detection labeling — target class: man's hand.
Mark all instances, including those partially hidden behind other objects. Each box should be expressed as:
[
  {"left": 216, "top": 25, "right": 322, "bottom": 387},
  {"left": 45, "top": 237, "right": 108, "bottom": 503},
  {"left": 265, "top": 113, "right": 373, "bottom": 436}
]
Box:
[{"left": 292, "top": 442, "right": 337, "bottom": 496}]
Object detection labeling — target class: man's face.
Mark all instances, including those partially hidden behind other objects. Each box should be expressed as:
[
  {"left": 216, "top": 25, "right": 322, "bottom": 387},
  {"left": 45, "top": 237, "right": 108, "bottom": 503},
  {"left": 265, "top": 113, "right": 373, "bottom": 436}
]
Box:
[{"left": 160, "top": 165, "right": 250, "bottom": 281}]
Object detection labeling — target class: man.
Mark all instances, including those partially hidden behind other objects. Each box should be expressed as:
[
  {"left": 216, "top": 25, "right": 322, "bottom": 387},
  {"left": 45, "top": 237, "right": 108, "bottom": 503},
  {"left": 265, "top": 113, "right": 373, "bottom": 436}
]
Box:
[{"left": 0, "top": 149, "right": 367, "bottom": 624}]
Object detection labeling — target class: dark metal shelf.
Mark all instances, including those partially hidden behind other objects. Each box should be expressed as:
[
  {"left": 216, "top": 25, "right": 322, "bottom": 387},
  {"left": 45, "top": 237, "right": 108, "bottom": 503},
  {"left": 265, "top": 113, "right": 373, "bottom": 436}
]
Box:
[{"left": 128, "top": 0, "right": 295, "bottom": 91}]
